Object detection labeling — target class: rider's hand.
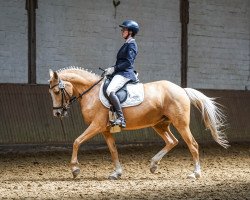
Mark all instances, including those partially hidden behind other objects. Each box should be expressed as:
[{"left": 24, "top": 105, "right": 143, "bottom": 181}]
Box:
[{"left": 105, "top": 67, "right": 115, "bottom": 75}]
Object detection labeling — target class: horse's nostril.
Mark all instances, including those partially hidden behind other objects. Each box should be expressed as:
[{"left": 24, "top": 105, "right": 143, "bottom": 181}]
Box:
[{"left": 55, "top": 112, "right": 61, "bottom": 117}]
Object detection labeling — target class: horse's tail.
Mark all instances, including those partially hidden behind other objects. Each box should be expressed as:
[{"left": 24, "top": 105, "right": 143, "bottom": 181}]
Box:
[{"left": 184, "top": 88, "right": 229, "bottom": 148}]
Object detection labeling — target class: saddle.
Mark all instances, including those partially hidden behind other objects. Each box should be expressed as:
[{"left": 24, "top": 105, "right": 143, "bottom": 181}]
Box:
[{"left": 102, "top": 74, "right": 139, "bottom": 104}]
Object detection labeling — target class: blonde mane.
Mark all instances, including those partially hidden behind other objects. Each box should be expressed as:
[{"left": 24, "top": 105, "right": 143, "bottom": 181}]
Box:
[{"left": 56, "top": 66, "right": 100, "bottom": 81}]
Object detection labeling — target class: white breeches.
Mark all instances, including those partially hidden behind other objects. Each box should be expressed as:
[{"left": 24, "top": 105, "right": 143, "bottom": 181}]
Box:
[{"left": 106, "top": 75, "right": 130, "bottom": 96}]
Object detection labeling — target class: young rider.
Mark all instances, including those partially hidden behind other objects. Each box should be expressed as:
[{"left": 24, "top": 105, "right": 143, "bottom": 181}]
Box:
[{"left": 105, "top": 20, "right": 139, "bottom": 128}]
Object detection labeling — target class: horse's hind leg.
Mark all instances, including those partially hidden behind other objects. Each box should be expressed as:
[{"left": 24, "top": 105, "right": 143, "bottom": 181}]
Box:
[
  {"left": 174, "top": 124, "right": 201, "bottom": 179},
  {"left": 150, "top": 120, "right": 179, "bottom": 173},
  {"left": 102, "top": 131, "right": 122, "bottom": 180}
]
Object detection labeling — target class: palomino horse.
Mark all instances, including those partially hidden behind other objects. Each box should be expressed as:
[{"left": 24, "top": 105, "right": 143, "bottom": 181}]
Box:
[{"left": 49, "top": 67, "right": 229, "bottom": 180}]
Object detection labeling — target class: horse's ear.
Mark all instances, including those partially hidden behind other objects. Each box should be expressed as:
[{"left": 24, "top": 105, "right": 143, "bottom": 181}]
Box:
[
  {"left": 53, "top": 71, "right": 58, "bottom": 80},
  {"left": 49, "top": 69, "right": 54, "bottom": 78},
  {"left": 49, "top": 69, "right": 58, "bottom": 80}
]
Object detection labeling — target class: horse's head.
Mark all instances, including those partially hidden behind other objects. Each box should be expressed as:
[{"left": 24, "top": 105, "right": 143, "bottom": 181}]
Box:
[{"left": 49, "top": 69, "right": 74, "bottom": 118}]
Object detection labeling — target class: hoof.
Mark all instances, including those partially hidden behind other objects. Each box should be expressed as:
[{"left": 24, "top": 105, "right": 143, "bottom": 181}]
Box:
[
  {"left": 72, "top": 167, "right": 80, "bottom": 179},
  {"left": 187, "top": 171, "right": 201, "bottom": 179},
  {"left": 150, "top": 162, "right": 158, "bottom": 174},
  {"left": 194, "top": 171, "right": 201, "bottom": 178},
  {"left": 108, "top": 172, "right": 121, "bottom": 180}
]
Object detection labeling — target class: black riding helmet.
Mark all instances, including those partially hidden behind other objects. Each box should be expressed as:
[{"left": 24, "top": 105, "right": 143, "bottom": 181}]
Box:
[{"left": 119, "top": 20, "right": 139, "bottom": 37}]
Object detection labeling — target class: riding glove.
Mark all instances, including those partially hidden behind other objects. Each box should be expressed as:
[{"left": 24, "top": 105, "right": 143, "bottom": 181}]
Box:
[{"left": 105, "top": 67, "right": 115, "bottom": 75}]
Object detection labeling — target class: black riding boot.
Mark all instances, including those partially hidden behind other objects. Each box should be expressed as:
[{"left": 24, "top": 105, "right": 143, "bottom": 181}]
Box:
[{"left": 109, "top": 92, "right": 126, "bottom": 128}]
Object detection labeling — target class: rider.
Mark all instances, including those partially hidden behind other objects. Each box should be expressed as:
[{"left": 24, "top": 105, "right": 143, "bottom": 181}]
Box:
[{"left": 105, "top": 20, "right": 139, "bottom": 128}]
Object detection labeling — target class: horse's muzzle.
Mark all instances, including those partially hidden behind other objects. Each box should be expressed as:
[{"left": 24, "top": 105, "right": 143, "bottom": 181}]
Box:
[{"left": 53, "top": 109, "right": 67, "bottom": 118}]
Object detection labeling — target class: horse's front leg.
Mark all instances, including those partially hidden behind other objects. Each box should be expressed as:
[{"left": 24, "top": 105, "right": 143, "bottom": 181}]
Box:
[
  {"left": 70, "top": 123, "right": 101, "bottom": 178},
  {"left": 102, "top": 131, "right": 122, "bottom": 180}
]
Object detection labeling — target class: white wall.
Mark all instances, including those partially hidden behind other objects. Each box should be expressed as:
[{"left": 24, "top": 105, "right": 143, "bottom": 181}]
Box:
[
  {"left": 36, "top": 0, "right": 181, "bottom": 84},
  {"left": 0, "top": 0, "right": 27, "bottom": 83},
  {"left": 0, "top": 0, "right": 249, "bottom": 90},
  {"left": 188, "top": 0, "right": 250, "bottom": 90}
]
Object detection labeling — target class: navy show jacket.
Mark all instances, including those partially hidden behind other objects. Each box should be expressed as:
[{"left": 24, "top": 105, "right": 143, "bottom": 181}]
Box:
[{"left": 113, "top": 39, "right": 138, "bottom": 82}]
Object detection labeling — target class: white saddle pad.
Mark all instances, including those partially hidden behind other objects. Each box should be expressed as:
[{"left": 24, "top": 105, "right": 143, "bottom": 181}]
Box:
[{"left": 99, "top": 82, "right": 144, "bottom": 108}]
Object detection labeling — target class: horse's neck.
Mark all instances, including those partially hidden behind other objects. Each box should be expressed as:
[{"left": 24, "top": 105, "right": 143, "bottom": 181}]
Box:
[{"left": 59, "top": 71, "right": 100, "bottom": 96}]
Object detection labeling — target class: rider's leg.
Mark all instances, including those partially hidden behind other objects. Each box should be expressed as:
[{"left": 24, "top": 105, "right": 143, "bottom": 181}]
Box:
[
  {"left": 109, "top": 92, "right": 126, "bottom": 127},
  {"left": 106, "top": 75, "right": 130, "bottom": 128}
]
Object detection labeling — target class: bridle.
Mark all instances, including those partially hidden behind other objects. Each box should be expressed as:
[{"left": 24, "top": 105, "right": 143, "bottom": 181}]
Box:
[
  {"left": 49, "top": 79, "right": 72, "bottom": 112},
  {"left": 49, "top": 71, "right": 105, "bottom": 113}
]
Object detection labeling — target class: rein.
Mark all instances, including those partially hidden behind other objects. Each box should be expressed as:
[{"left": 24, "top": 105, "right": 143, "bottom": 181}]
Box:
[{"left": 69, "top": 76, "right": 104, "bottom": 104}]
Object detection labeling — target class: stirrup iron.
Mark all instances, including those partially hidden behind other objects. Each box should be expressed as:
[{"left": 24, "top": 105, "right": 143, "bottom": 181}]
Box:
[{"left": 109, "top": 109, "right": 121, "bottom": 133}]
